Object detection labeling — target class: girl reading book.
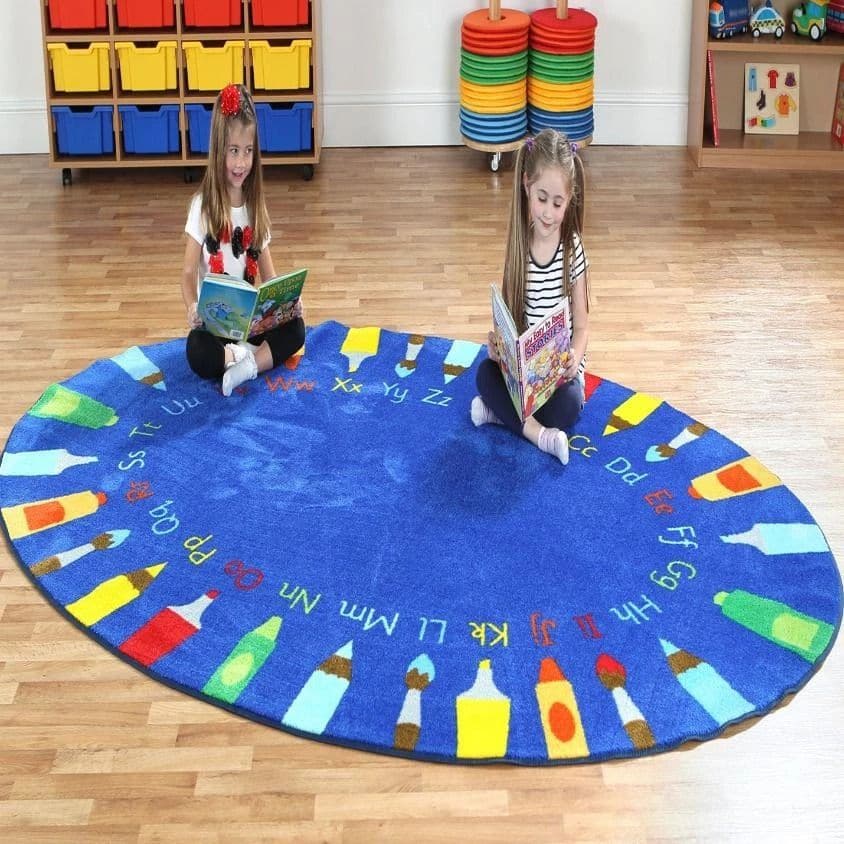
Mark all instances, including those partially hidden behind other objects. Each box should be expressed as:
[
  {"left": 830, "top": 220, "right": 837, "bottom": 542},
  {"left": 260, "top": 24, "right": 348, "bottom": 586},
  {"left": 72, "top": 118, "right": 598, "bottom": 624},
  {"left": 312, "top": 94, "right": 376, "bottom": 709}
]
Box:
[
  {"left": 181, "top": 84, "right": 305, "bottom": 396},
  {"left": 471, "top": 129, "right": 590, "bottom": 465}
]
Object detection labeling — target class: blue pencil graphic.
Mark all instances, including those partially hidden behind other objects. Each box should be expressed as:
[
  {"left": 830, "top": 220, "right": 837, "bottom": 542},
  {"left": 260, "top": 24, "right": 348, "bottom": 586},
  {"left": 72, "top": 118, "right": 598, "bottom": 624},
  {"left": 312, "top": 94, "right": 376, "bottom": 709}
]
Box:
[
  {"left": 442, "top": 339, "right": 482, "bottom": 383},
  {"left": 660, "top": 639, "right": 754, "bottom": 726},
  {"left": 281, "top": 640, "right": 353, "bottom": 734},
  {"left": 111, "top": 346, "right": 166, "bottom": 390}
]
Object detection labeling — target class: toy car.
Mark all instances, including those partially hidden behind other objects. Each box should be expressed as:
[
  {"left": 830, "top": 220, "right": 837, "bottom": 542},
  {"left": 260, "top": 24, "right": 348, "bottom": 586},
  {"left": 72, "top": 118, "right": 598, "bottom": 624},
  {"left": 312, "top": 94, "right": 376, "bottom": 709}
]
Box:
[
  {"left": 709, "top": 0, "right": 750, "bottom": 37},
  {"left": 751, "top": 1, "right": 786, "bottom": 36},
  {"left": 791, "top": 0, "right": 828, "bottom": 40}
]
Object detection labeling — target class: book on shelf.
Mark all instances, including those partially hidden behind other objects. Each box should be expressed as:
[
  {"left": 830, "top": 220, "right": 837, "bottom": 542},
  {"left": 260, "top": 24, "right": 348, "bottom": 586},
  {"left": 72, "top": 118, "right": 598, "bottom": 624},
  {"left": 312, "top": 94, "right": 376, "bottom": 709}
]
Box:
[
  {"left": 832, "top": 62, "right": 844, "bottom": 146},
  {"left": 706, "top": 48, "right": 720, "bottom": 147},
  {"left": 490, "top": 284, "right": 571, "bottom": 423},
  {"left": 197, "top": 268, "right": 307, "bottom": 341}
]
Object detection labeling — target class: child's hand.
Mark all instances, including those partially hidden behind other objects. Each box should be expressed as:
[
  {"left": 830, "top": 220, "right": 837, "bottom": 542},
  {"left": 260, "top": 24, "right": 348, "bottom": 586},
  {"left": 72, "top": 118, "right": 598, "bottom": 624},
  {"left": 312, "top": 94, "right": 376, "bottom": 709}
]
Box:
[
  {"left": 187, "top": 302, "right": 202, "bottom": 329},
  {"left": 487, "top": 330, "right": 500, "bottom": 363},
  {"left": 563, "top": 350, "right": 580, "bottom": 381}
]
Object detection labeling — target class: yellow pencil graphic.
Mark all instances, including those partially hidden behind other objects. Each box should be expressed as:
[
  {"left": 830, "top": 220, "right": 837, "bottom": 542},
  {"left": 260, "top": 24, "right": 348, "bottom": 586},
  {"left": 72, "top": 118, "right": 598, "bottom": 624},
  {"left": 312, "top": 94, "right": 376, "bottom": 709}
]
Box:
[
  {"left": 688, "top": 455, "right": 782, "bottom": 501},
  {"left": 535, "top": 657, "right": 589, "bottom": 760},
  {"left": 340, "top": 326, "right": 381, "bottom": 373},
  {"left": 65, "top": 563, "right": 166, "bottom": 627},
  {"left": 603, "top": 392, "right": 662, "bottom": 436},
  {"left": 455, "top": 659, "right": 510, "bottom": 759},
  {"left": 2, "top": 490, "right": 107, "bottom": 539}
]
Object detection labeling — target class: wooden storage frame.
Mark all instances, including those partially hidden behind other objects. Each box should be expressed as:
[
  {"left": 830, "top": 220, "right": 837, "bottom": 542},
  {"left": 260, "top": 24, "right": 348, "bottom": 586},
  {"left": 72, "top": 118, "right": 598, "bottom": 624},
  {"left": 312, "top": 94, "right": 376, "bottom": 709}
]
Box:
[
  {"left": 688, "top": 0, "right": 844, "bottom": 171},
  {"left": 40, "top": 0, "right": 322, "bottom": 181}
]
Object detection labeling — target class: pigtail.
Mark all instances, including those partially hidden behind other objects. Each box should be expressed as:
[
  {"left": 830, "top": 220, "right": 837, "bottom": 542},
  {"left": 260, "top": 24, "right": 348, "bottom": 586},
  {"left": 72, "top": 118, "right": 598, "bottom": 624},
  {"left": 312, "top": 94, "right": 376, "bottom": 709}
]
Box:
[
  {"left": 503, "top": 140, "right": 532, "bottom": 334},
  {"left": 562, "top": 148, "right": 589, "bottom": 311}
]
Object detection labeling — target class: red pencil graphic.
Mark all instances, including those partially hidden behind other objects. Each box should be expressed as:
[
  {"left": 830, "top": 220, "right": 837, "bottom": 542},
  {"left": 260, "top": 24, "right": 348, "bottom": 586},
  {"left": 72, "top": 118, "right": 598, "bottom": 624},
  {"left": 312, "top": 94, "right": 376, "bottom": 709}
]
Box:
[
  {"left": 595, "top": 653, "right": 655, "bottom": 750},
  {"left": 118, "top": 589, "right": 219, "bottom": 667}
]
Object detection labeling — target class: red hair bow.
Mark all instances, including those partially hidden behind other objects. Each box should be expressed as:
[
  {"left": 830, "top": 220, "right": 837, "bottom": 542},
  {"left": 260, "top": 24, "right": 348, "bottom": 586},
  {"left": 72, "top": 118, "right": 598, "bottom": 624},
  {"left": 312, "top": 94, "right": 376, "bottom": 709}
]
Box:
[{"left": 220, "top": 84, "right": 241, "bottom": 117}]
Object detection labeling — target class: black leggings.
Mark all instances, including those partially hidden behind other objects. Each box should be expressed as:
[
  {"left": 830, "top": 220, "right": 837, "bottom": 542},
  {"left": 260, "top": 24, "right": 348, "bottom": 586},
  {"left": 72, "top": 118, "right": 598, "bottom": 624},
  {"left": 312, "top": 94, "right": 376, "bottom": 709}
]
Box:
[
  {"left": 476, "top": 357, "right": 584, "bottom": 436},
  {"left": 186, "top": 318, "right": 306, "bottom": 380}
]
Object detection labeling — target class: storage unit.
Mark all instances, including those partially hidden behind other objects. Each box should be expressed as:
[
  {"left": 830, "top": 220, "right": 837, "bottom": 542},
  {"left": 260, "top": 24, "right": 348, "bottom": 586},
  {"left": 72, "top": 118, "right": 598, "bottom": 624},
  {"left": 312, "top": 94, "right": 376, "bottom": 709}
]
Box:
[
  {"left": 40, "top": 0, "right": 323, "bottom": 183},
  {"left": 52, "top": 105, "right": 114, "bottom": 155},
  {"left": 688, "top": 0, "right": 844, "bottom": 171}
]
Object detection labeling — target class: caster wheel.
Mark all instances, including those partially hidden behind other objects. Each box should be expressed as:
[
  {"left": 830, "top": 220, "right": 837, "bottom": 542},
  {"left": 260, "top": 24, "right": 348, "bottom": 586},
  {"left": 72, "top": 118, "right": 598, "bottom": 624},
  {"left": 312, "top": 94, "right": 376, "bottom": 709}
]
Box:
[
  {"left": 302, "top": 164, "right": 314, "bottom": 181},
  {"left": 489, "top": 152, "right": 501, "bottom": 172},
  {"left": 183, "top": 168, "right": 194, "bottom": 183},
  {"left": 62, "top": 168, "right": 72, "bottom": 186}
]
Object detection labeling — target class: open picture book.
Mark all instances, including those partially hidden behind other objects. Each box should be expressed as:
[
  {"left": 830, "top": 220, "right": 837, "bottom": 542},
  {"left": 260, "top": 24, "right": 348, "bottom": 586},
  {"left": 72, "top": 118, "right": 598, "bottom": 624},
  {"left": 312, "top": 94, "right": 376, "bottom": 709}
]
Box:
[
  {"left": 197, "top": 268, "right": 307, "bottom": 341},
  {"left": 491, "top": 284, "right": 571, "bottom": 422}
]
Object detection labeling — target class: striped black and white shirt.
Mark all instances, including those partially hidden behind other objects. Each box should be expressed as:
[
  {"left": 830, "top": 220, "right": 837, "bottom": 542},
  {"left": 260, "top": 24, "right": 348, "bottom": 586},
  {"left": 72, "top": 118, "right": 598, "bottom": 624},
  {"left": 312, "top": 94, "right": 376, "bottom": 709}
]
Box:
[{"left": 525, "top": 232, "right": 588, "bottom": 383}]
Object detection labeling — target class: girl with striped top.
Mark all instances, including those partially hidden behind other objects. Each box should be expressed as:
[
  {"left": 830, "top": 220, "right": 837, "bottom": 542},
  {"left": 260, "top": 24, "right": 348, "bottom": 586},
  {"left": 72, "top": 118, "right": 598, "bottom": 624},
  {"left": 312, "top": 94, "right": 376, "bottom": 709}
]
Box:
[{"left": 472, "top": 129, "right": 590, "bottom": 465}]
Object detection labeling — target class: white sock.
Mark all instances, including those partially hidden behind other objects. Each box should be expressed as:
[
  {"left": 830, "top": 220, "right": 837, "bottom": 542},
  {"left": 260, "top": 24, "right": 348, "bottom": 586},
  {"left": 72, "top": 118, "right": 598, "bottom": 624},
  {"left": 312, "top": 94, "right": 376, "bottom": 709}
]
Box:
[
  {"left": 471, "top": 396, "right": 501, "bottom": 427},
  {"left": 222, "top": 347, "right": 258, "bottom": 396},
  {"left": 537, "top": 426, "right": 570, "bottom": 465}
]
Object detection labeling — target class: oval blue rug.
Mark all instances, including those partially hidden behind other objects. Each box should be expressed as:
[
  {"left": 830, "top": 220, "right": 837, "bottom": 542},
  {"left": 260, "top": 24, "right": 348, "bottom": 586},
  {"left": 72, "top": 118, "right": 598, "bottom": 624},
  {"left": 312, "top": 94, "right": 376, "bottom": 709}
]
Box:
[{"left": 1, "top": 320, "right": 840, "bottom": 765}]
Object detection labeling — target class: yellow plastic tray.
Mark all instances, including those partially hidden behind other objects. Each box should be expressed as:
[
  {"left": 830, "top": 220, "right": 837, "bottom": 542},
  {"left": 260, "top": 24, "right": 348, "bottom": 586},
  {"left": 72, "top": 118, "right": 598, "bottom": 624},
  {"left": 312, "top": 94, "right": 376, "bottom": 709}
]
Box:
[
  {"left": 183, "top": 41, "right": 245, "bottom": 92},
  {"left": 250, "top": 40, "right": 311, "bottom": 90},
  {"left": 47, "top": 42, "right": 110, "bottom": 93},
  {"left": 115, "top": 42, "right": 178, "bottom": 91}
]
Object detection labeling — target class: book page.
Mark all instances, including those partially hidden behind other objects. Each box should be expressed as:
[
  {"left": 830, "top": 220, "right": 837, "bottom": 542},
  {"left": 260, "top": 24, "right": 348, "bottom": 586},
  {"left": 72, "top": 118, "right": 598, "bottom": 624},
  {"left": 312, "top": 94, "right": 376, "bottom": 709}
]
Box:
[
  {"left": 251, "top": 268, "right": 308, "bottom": 337},
  {"left": 197, "top": 277, "right": 257, "bottom": 341},
  {"left": 517, "top": 301, "right": 571, "bottom": 419},
  {"left": 490, "top": 284, "right": 524, "bottom": 419}
]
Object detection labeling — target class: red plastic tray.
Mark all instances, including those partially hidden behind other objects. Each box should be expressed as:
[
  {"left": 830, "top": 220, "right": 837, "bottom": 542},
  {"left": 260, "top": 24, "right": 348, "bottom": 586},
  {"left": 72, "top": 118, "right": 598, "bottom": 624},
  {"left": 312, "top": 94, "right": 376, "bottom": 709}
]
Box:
[
  {"left": 48, "top": 0, "right": 107, "bottom": 30},
  {"left": 251, "top": 0, "right": 310, "bottom": 27},
  {"left": 115, "top": 0, "right": 175, "bottom": 28},
  {"left": 183, "top": 0, "right": 243, "bottom": 28}
]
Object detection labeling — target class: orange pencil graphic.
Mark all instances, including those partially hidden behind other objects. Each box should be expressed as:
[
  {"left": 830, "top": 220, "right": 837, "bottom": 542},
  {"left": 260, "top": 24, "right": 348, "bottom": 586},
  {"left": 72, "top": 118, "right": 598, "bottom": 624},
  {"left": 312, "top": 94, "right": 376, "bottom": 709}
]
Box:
[
  {"left": 340, "top": 326, "right": 381, "bottom": 373},
  {"left": 535, "top": 657, "right": 589, "bottom": 759},
  {"left": 688, "top": 455, "right": 781, "bottom": 501},
  {"left": 65, "top": 563, "right": 165, "bottom": 627},
  {"left": 603, "top": 392, "right": 662, "bottom": 436},
  {"left": 2, "top": 490, "right": 107, "bottom": 539},
  {"left": 595, "top": 653, "right": 655, "bottom": 750},
  {"left": 284, "top": 344, "right": 305, "bottom": 371}
]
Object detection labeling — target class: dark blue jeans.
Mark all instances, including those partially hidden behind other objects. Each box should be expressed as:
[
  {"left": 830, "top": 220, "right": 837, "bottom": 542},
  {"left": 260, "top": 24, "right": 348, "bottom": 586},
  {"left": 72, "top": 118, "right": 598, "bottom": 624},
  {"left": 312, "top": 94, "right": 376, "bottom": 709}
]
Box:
[{"left": 476, "top": 357, "right": 584, "bottom": 435}]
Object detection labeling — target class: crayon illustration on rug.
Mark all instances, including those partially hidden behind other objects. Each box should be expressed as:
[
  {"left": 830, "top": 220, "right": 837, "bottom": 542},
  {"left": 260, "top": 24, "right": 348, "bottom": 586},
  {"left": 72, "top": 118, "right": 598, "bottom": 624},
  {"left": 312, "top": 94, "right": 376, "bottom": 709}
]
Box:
[{"left": 0, "top": 320, "right": 840, "bottom": 765}]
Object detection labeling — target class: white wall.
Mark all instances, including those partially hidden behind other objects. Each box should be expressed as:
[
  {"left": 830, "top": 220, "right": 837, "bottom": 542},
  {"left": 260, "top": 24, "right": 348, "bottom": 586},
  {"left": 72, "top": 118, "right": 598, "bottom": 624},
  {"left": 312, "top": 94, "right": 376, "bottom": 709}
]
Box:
[{"left": 0, "top": 0, "right": 692, "bottom": 154}]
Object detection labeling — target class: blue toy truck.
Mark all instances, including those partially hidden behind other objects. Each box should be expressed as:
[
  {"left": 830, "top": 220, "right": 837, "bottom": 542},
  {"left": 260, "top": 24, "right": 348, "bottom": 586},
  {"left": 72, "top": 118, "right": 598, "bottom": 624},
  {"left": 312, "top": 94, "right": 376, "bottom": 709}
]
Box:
[{"left": 709, "top": 0, "right": 751, "bottom": 37}]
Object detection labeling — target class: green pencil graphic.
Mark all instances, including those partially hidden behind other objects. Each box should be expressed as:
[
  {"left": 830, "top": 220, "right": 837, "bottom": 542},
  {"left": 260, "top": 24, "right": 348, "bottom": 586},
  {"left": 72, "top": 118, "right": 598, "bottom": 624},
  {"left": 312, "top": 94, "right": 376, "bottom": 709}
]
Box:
[{"left": 203, "top": 616, "right": 282, "bottom": 703}]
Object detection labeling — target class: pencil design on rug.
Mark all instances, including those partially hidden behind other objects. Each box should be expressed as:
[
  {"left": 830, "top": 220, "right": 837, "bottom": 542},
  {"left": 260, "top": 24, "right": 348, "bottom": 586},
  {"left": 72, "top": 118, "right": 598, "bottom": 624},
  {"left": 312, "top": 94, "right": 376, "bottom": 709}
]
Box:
[
  {"left": 660, "top": 639, "right": 754, "bottom": 725},
  {"left": 65, "top": 563, "right": 165, "bottom": 627},
  {"left": 720, "top": 523, "right": 829, "bottom": 555},
  {"left": 595, "top": 653, "right": 655, "bottom": 750},
  {"left": 203, "top": 615, "right": 282, "bottom": 704},
  {"left": 28, "top": 383, "right": 119, "bottom": 429},
  {"left": 646, "top": 421, "right": 708, "bottom": 462},
  {"left": 442, "top": 339, "right": 483, "bottom": 384},
  {"left": 603, "top": 392, "right": 662, "bottom": 436},
  {"left": 29, "top": 528, "right": 130, "bottom": 577},
  {"left": 2, "top": 490, "right": 108, "bottom": 539},
  {"left": 688, "top": 455, "right": 782, "bottom": 501},
  {"left": 119, "top": 589, "right": 220, "bottom": 667},
  {"left": 340, "top": 327, "right": 381, "bottom": 373},
  {"left": 0, "top": 448, "right": 98, "bottom": 477},
  {"left": 284, "top": 344, "right": 305, "bottom": 371},
  {"left": 713, "top": 589, "right": 835, "bottom": 663},
  {"left": 393, "top": 653, "right": 435, "bottom": 751},
  {"left": 535, "top": 657, "right": 589, "bottom": 759},
  {"left": 282, "top": 640, "right": 353, "bottom": 734},
  {"left": 111, "top": 346, "right": 166, "bottom": 390},
  {"left": 395, "top": 334, "right": 426, "bottom": 378},
  {"left": 455, "top": 658, "right": 510, "bottom": 758}
]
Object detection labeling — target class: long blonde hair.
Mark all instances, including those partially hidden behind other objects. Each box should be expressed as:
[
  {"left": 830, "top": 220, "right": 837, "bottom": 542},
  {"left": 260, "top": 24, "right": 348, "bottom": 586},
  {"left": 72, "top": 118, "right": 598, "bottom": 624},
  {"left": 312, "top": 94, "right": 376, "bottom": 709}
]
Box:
[
  {"left": 198, "top": 84, "right": 270, "bottom": 251},
  {"left": 503, "top": 129, "right": 588, "bottom": 333}
]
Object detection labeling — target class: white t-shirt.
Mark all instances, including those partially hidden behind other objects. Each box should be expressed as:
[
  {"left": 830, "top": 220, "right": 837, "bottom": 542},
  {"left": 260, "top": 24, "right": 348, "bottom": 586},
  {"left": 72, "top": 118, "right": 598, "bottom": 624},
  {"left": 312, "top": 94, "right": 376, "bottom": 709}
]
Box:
[{"left": 184, "top": 194, "right": 271, "bottom": 295}]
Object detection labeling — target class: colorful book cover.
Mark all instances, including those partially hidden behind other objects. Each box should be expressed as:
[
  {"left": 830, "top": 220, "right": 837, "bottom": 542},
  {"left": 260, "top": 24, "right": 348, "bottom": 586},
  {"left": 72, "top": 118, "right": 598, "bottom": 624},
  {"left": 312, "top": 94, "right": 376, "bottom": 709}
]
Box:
[
  {"left": 490, "top": 284, "right": 571, "bottom": 422},
  {"left": 744, "top": 63, "right": 800, "bottom": 136},
  {"left": 198, "top": 268, "right": 307, "bottom": 341},
  {"left": 832, "top": 62, "right": 844, "bottom": 146}
]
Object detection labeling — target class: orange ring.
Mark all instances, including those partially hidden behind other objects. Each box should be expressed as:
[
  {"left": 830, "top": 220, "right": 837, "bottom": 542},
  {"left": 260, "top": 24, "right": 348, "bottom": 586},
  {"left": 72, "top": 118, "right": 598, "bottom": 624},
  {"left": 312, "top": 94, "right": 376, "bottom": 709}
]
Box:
[
  {"left": 460, "top": 78, "right": 526, "bottom": 97},
  {"left": 462, "top": 38, "right": 530, "bottom": 56},
  {"left": 462, "top": 29, "right": 529, "bottom": 49},
  {"left": 462, "top": 8, "right": 531, "bottom": 35}
]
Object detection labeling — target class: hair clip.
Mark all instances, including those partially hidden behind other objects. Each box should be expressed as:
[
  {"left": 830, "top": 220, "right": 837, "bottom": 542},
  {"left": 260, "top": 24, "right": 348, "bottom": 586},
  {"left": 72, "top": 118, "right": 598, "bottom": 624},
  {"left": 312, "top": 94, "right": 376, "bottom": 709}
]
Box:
[
  {"left": 220, "top": 84, "right": 241, "bottom": 117},
  {"left": 524, "top": 135, "right": 535, "bottom": 152},
  {"left": 571, "top": 141, "right": 579, "bottom": 156}
]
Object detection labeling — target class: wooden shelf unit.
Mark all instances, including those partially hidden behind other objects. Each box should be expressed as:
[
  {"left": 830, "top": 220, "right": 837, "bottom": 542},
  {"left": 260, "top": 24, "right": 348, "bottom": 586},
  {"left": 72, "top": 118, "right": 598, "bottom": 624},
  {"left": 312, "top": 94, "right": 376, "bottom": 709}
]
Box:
[
  {"left": 687, "top": 0, "right": 844, "bottom": 171},
  {"left": 40, "top": 0, "right": 322, "bottom": 181}
]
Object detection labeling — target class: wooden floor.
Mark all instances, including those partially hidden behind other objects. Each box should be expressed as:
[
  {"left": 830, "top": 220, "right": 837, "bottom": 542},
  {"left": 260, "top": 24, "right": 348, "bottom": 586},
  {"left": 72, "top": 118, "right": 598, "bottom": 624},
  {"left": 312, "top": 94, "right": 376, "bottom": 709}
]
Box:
[{"left": 0, "top": 147, "right": 842, "bottom": 842}]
